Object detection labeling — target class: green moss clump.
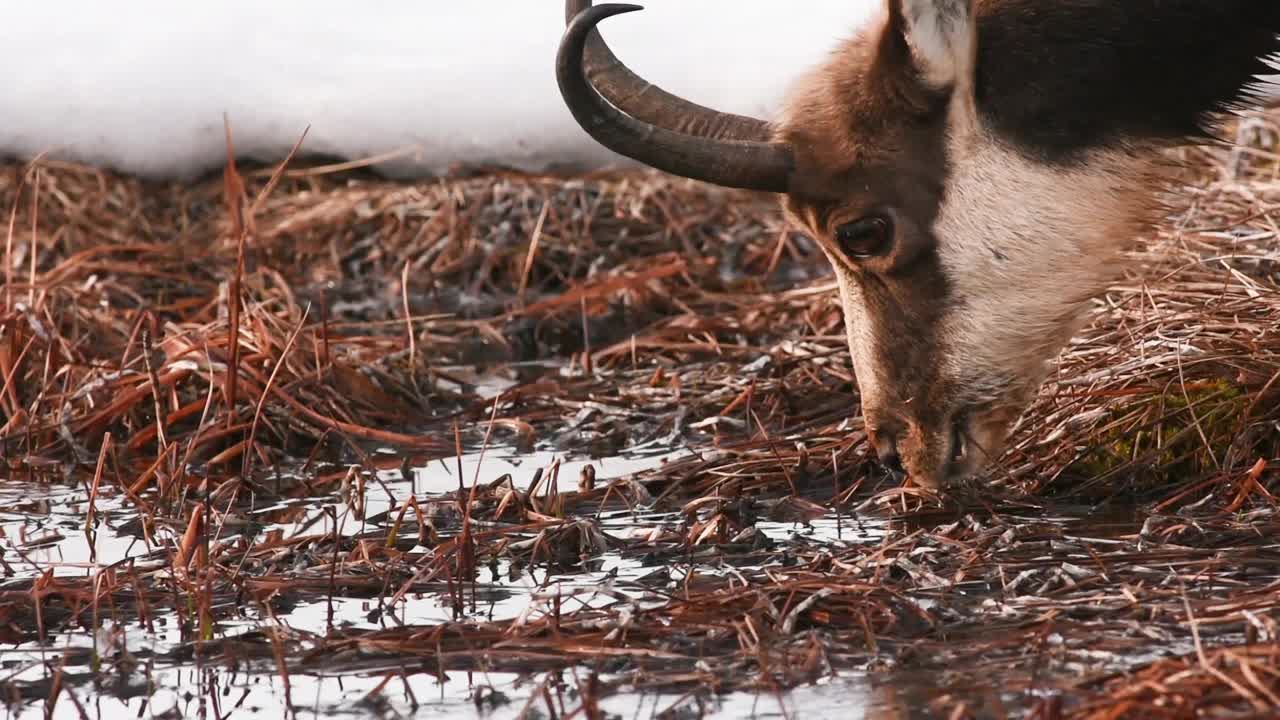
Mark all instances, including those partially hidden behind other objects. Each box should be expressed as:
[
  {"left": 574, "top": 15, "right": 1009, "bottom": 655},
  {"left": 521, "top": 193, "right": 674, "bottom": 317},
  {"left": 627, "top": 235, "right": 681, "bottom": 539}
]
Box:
[{"left": 1071, "top": 379, "right": 1245, "bottom": 482}]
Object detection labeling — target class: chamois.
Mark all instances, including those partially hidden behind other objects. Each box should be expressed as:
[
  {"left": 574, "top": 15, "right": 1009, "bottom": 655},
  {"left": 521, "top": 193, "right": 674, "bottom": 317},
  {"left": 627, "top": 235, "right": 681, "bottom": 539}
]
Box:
[{"left": 557, "top": 0, "right": 1280, "bottom": 488}]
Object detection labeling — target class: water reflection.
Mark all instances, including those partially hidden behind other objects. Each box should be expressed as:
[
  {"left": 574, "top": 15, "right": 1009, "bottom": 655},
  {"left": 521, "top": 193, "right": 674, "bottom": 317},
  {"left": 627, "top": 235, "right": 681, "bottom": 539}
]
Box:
[
  {"left": 398, "top": 446, "right": 694, "bottom": 495},
  {"left": 6, "top": 662, "right": 900, "bottom": 720}
]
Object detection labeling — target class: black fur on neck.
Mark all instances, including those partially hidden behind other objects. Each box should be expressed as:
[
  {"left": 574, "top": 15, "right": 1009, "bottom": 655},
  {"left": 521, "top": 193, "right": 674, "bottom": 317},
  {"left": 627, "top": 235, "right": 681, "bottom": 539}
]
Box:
[{"left": 974, "top": 0, "right": 1280, "bottom": 163}]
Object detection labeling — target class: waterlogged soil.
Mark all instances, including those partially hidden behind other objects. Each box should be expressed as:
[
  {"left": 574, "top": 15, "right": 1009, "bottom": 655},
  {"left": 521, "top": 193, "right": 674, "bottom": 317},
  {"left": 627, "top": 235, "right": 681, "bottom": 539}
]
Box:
[
  {"left": 1, "top": 155, "right": 1278, "bottom": 718},
  {"left": 7, "top": 428, "right": 1269, "bottom": 720},
  {"left": 1, "top": 449, "right": 900, "bottom": 719}
]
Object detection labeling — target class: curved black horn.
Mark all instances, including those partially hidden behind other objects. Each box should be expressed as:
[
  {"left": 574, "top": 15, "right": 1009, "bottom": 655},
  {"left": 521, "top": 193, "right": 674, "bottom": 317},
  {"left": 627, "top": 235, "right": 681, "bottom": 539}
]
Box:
[
  {"left": 557, "top": 4, "right": 794, "bottom": 193},
  {"left": 563, "top": 0, "right": 773, "bottom": 141}
]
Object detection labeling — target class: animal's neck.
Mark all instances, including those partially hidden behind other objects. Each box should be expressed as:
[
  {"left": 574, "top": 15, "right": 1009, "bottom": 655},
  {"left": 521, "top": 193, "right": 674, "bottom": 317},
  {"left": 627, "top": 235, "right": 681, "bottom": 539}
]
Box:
[{"left": 973, "top": 0, "right": 1280, "bottom": 164}]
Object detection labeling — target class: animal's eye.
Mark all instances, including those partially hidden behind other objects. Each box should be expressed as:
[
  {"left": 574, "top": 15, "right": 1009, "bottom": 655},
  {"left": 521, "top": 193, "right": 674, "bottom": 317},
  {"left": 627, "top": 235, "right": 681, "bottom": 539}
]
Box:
[{"left": 834, "top": 215, "right": 893, "bottom": 259}]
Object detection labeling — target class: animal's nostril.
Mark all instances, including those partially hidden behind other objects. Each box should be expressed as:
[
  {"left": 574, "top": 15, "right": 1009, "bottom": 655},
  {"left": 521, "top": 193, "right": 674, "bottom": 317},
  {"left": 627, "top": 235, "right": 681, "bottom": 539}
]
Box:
[
  {"left": 951, "top": 422, "right": 966, "bottom": 464},
  {"left": 872, "top": 434, "right": 904, "bottom": 475},
  {"left": 881, "top": 451, "right": 904, "bottom": 475}
]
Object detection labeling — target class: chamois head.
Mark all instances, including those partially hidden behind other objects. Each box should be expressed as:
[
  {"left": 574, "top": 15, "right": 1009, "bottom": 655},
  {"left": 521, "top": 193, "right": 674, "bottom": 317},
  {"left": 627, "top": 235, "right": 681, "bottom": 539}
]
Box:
[{"left": 557, "top": 0, "right": 1280, "bottom": 488}]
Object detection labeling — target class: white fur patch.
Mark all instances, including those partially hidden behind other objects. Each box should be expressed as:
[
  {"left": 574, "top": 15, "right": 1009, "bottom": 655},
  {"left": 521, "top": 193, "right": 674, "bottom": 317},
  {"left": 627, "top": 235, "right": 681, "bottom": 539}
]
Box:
[
  {"left": 933, "top": 132, "right": 1156, "bottom": 402},
  {"left": 899, "top": 0, "right": 974, "bottom": 89}
]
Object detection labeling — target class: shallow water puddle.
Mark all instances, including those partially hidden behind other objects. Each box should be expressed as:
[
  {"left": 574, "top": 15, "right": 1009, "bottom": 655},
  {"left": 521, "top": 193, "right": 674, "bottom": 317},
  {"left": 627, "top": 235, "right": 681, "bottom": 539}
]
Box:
[
  {"left": 3, "top": 444, "right": 1208, "bottom": 720},
  {"left": 234, "top": 443, "right": 697, "bottom": 556},
  {"left": 397, "top": 445, "right": 695, "bottom": 495},
  {"left": 0, "top": 446, "right": 906, "bottom": 719},
  {"left": 5, "top": 664, "right": 902, "bottom": 720},
  {"left": 0, "top": 479, "right": 164, "bottom": 579}
]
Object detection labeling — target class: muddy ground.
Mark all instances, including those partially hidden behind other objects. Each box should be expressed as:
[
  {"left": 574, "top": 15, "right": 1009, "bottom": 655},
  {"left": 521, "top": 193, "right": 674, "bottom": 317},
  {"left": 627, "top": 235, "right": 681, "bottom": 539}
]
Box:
[{"left": 0, "top": 122, "right": 1279, "bottom": 719}]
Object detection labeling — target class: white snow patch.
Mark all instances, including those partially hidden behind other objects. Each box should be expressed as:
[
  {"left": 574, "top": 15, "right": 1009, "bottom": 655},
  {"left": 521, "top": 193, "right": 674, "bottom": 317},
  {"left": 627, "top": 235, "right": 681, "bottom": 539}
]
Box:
[{"left": 0, "top": 1, "right": 876, "bottom": 179}]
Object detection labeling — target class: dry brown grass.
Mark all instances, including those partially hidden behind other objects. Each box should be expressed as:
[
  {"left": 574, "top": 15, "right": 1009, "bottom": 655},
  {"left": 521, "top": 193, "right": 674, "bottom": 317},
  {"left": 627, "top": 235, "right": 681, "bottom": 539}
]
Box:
[{"left": 0, "top": 114, "right": 1278, "bottom": 717}]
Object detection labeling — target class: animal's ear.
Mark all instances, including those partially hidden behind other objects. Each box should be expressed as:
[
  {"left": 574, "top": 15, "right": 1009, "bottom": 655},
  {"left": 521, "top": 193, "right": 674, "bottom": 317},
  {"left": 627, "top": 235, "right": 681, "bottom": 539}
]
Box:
[{"left": 880, "top": 0, "right": 976, "bottom": 97}]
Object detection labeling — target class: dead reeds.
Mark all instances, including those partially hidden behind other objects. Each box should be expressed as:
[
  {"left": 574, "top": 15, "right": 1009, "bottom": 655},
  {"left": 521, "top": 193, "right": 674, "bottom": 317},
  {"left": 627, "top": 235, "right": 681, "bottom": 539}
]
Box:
[{"left": 0, "top": 111, "right": 1277, "bottom": 717}]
